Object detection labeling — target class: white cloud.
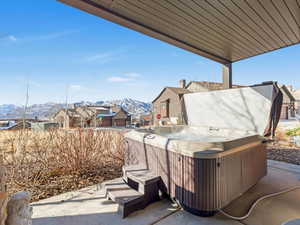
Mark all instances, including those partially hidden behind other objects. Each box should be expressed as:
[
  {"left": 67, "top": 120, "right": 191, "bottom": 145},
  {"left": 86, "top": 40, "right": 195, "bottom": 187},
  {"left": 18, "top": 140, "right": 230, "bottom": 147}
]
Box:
[
  {"left": 85, "top": 52, "right": 116, "bottom": 64},
  {"left": 7, "top": 35, "right": 17, "bottom": 42},
  {"left": 84, "top": 47, "right": 129, "bottom": 65},
  {"left": 70, "top": 84, "right": 82, "bottom": 91},
  {"left": 107, "top": 72, "right": 142, "bottom": 83},
  {"left": 107, "top": 76, "right": 133, "bottom": 83},
  {"left": 29, "top": 81, "right": 41, "bottom": 87},
  {"left": 1, "top": 30, "right": 79, "bottom": 44},
  {"left": 125, "top": 72, "right": 141, "bottom": 78},
  {"left": 26, "top": 30, "right": 79, "bottom": 41},
  {"left": 0, "top": 34, "right": 17, "bottom": 42}
]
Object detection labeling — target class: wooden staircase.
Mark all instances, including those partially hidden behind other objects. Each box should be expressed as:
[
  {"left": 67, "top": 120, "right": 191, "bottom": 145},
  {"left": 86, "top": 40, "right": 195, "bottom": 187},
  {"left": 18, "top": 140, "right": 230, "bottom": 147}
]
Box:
[{"left": 104, "top": 165, "right": 162, "bottom": 218}]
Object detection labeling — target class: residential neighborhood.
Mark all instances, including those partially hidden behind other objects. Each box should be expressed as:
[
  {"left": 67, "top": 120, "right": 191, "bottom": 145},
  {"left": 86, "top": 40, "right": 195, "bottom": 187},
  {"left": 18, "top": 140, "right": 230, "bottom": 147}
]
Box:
[
  {"left": 0, "top": 98, "right": 153, "bottom": 130},
  {"left": 0, "top": 81, "right": 299, "bottom": 130},
  {"left": 52, "top": 105, "right": 132, "bottom": 128}
]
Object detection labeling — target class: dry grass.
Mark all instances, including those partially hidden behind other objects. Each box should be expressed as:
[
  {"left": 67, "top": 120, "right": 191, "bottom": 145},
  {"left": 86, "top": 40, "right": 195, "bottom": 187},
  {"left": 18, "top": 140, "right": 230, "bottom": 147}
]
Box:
[
  {"left": 0, "top": 129, "right": 125, "bottom": 201},
  {"left": 271, "top": 128, "right": 295, "bottom": 148},
  {"left": 275, "top": 129, "right": 290, "bottom": 142}
]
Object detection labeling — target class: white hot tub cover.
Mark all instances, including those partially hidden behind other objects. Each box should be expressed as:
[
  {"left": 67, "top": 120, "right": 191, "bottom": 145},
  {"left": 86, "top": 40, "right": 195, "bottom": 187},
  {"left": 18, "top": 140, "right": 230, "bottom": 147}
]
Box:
[{"left": 183, "top": 82, "right": 283, "bottom": 137}]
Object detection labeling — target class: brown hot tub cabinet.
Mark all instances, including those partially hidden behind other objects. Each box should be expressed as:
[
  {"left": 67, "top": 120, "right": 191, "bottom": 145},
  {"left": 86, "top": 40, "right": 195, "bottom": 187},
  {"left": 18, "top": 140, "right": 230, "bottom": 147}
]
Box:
[{"left": 124, "top": 83, "right": 282, "bottom": 216}]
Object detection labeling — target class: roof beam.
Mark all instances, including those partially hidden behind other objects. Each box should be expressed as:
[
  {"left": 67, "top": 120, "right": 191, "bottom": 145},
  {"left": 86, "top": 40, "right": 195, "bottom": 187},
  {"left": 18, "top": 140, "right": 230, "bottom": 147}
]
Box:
[{"left": 58, "top": 0, "right": 231, "bottom": 64}]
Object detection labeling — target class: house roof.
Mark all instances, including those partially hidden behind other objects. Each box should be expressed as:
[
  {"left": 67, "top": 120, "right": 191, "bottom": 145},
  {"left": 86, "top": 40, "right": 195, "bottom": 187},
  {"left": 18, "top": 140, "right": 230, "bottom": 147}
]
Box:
[
  {"left": 186, "top": 81, "right": 245, "bottom": 91},
  {"left": 293, "top": 89, "right": 300, "bottom": 100},
  {"left": 52, "top": 108, "right": 81, "bottom": 119},
  {"left": 65, "top": 109, "right": 81, "bottom": 117},
  {"left": 59, "top": 0, "right": 300, "bottom": 64},
  {"left": 87, "top": 106, "right": 109, "bottom": 110},
  {"left": 54, "top": 105, "right": 111, "bottom": 120},
  {"left": 113, "top": 107, "right": 130, "bottom": 119},
  {"left": 78, "top": 107, "right": 95, "bottom": 118},
  {"left": 97, "top": 113, "right": 116, "bottom": 118},
  {"left": 111, "top": 105, "right": 122, "bottom": 113},
  {"left": 53, "top": 105, "right": 130, "bottom": 120},
  {"left": 142, "top": 115, "right": 152, "bottom": 121},
  {"left": 0, "top": 121, "right": 31, "bottom": 130},
  {"left": 280, "top": 85, "right": 296, "bottom": 101},
  {"left": 167, "top": 87, "right": 192, "bottom": 95},
  {"left": 152, "top": 87, "right": 192, "bottom": 103}
]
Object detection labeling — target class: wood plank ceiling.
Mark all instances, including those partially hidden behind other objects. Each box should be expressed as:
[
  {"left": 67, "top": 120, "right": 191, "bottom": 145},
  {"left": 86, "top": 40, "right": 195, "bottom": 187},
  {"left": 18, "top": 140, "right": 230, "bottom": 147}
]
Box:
[{"left": 59, "top": 0, "right": 300, "bottom": 64}]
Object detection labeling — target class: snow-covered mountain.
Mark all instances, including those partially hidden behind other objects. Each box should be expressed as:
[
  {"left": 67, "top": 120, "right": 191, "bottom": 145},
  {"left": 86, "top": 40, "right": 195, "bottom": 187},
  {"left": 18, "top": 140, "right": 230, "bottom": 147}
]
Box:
[
  {"left": 72, "top": 98, "right": 152, "bottom": 115},
  {"left": 0, "top": 104, "right": 19, "bottom": 114},
  {"left": 0, "top": 99, "right": 152, "bottom": 120},
  {"left": 103, "top": 98, "right": 152, "bottom": 115},
  {"left": 0, "top": 103, "right": 65, "bottom": 120}
]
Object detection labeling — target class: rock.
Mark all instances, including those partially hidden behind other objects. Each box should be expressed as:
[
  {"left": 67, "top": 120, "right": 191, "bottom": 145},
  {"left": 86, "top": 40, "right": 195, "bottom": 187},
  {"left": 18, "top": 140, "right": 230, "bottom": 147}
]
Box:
[
  {"left": 0, "top": 192, "right": 8, "bottom": 225},
  {"left": 6, "top": 192, "right": 32, "bottom": 225}
]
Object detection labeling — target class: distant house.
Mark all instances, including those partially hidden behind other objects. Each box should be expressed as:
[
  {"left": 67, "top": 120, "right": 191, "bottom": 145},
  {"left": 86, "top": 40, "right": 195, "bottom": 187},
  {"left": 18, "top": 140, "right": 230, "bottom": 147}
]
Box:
[
  {"left": 31, "top": 122, "right": 59, "bottom": 131},
  {"left": 53, "top": 105, "right": 131, "bottom": 128},
  {"left": 76, "top": 106, "right": 111, "bottom": 127},
  {"left": 0, "top": 118, "right": 49, "bottom": 130},
  {"left": 111, "top": 106, "right": 131, "bottom": 127},
  {"left": 96, "top": 112, "right": 115, "bottom": 127},
  {"left": 293, "top": 89, "right": 300, "bottom": 115},
  {"left": 96, "top": 106, "right": 131, "bottom": 127},
  {"left": 76, "top": 106, "right": 110, "bottom": 118},
  {"left": 53, "top": 109, "right": 81, "bottom": 129},
  {"left": 140, "top": 114, "right": 152, "bottom": 127},
  {"left": 0, "top": 121, "right": 14, "bottom": 129},
  {"left": 152, "top": 86, "right": 191, "bottom": 126},
  {"left": 185, "top": 81, "right": 245, "bottom": 92},
  {"left": 0, "top": 120, "right": 31, "bottom": 130},
  {"left": 279, "top": 85, "right": 296, "bottom": 120}
]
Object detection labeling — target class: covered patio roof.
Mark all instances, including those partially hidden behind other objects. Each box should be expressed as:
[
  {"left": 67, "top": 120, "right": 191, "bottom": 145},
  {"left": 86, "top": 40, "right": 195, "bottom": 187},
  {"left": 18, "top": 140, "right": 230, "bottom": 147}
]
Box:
[{"left": 59, "top": 0, "right": 300, "bottom": 64}]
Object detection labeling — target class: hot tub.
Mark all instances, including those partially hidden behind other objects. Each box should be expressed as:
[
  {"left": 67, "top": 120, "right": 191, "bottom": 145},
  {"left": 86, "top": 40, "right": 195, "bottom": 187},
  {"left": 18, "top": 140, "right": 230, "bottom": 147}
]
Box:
[{"left": 124, "top": 83, "right": 282, "bottom": 216}]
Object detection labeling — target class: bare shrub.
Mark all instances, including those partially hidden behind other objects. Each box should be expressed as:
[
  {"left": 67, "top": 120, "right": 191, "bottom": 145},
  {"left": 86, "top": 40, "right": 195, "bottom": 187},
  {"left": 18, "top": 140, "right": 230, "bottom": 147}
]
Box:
[{"left": 0, "top": 129, "right": 125, "bottom": 201}]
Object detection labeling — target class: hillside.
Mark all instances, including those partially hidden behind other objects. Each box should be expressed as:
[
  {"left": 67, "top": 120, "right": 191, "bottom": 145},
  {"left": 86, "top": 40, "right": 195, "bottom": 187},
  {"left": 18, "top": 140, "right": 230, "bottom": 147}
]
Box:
[{"left": 0, "top": 98, "right": 152, "bottom": 120}]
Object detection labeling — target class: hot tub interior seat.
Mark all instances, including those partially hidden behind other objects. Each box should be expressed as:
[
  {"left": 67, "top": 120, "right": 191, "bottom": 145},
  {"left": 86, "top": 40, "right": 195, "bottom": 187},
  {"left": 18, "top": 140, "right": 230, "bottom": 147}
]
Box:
[
  {"left": 139, "top": 126, "right": 257, "bottom": 140},
  {"left": 133, "top": 126, "right": 263, "bottom": 157}
]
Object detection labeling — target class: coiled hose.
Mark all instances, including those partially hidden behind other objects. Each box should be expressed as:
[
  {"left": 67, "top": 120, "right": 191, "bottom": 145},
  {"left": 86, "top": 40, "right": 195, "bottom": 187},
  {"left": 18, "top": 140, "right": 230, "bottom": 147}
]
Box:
[{"left": 219, "top": 186, "right": 300, "bottom": 220}]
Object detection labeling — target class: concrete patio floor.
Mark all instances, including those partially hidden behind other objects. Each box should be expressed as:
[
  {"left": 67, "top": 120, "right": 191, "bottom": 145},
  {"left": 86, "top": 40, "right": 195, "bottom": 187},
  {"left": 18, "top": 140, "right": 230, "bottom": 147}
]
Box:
[{"left": 32, "top": 160, "right": 300, "bottom": 225}]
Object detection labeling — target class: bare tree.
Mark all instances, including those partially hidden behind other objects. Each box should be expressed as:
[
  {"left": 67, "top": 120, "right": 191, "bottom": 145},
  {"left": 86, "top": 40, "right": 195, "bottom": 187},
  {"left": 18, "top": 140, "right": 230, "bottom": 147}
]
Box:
[
  {"left": 64, "top": 84, "right": 69, "bottom": 129},
  {"left": 22, "top": 81, "right": 29, "bottom": 130}
]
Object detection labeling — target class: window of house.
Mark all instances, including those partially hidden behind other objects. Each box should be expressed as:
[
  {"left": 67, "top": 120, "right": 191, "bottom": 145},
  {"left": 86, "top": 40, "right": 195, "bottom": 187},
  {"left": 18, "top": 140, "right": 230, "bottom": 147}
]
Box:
[{"left": 160, "top": 100, "right": 170, "bottom": 118}]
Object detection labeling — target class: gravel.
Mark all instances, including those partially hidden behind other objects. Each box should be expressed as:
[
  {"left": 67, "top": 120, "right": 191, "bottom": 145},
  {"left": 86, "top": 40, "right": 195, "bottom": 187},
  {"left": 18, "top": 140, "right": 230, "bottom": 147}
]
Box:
[{"left": 267, "top": 144, "right": 300, "bottom": 165}]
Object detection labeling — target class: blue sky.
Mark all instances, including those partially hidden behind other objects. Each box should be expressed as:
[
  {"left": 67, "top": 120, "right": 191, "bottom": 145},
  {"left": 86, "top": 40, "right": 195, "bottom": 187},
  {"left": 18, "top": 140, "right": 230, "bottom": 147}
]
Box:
[{"left": 1, "top": 0, "right": 300, "bottom": 105}]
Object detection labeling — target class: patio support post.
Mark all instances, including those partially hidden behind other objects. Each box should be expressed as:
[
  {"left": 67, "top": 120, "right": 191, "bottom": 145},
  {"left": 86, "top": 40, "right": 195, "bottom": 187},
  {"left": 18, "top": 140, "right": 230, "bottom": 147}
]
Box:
[{"left": 222, "top": 63, "right": 232, "bottom": 89}]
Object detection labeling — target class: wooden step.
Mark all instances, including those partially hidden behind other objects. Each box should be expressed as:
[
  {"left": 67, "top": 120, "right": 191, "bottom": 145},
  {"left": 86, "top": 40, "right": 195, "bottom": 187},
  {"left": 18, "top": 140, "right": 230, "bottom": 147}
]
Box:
[
  {"left": 104, "top": 178, "right": 131, "bottom": 193},
  {"left": 103, "top": 166, "right": 163, "bottom": 218},
  {"left": 123, "top": 165, "right": 160, "bottom": 185},
  {"left": 122, "top": 164, "right": 147, "bottom": 179},
  {"left": 104, "top": 178, "right": 145, "bottom": 218},
  {"left": 106, "top": 179, "right": 143, "bottom": 203},
  {"left": 122, "top": 165, "right": 162, "bottom": 205}
]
